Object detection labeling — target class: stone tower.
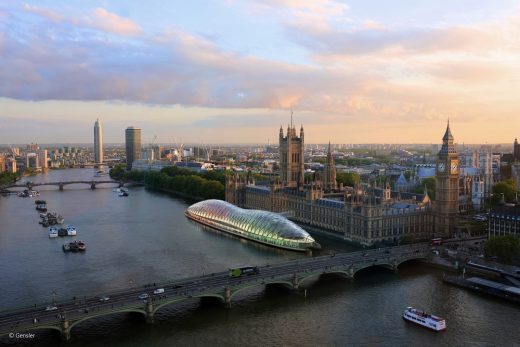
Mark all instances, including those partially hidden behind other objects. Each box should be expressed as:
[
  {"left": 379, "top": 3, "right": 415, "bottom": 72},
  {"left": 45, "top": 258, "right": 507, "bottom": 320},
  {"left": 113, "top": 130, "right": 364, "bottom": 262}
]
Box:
[
  {"left": 279, "top": 122, "right": 305, "bottom": 188},
  {"left": 514, "top": 138, "right": 520, "bottom": 162},
  {"left": 323, "top": 141, "right": 337, "bottom": 191},
  {"left": 435, "top": 121, "right": 459, "bottom": 237}
]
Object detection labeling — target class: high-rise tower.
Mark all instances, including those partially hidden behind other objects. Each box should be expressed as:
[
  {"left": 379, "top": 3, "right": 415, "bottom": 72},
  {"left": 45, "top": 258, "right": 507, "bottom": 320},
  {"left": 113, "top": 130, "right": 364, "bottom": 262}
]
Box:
[
  {"left": 125, "top": 126, "right": 141, "bottom": 170},
  {"left": 94, "top": 118, "right": 103, "bottom": 164},
  {"left": 279, "top": 122, "right": 304, "bottom": 188},
  {"left": 435, "top": 121, "right": 459, "bottom": 237},
  {"left": 323, "top": 141, "right": 337, "bottom": 191},
  {"left": 514, "top": 138, "right": 520, "bottom": 162}
]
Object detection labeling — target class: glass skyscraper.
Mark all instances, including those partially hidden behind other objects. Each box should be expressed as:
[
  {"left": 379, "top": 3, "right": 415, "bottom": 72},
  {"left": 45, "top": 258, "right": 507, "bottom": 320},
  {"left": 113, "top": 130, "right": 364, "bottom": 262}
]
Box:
[
  {"left": 94, "top": 118, "right": 103, "bottom": 164},
  {"left": 125, "top": 126, "right": 141, "bottom": 170}
]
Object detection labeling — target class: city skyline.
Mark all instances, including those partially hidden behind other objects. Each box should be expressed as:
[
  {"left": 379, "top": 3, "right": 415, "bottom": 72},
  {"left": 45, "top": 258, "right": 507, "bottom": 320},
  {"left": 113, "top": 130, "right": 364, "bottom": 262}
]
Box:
[{"left": 1, "top": 1, "right": 520, "bottom": 143}]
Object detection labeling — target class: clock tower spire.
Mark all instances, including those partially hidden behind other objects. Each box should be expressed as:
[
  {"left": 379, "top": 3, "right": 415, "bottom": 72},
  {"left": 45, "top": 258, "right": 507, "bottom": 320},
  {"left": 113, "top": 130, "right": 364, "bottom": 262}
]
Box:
[{"left": 435, "top": 121, "right": 459, "bottom": 237}]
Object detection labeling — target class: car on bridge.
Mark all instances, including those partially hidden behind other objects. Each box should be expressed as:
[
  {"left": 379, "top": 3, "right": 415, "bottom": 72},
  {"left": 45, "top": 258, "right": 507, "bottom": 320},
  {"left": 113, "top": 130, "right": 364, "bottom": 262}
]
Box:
[
  {"left": 153, "top": 288, "right": 165, "bottom": 295},
  {"left": 138, "top": 293, "right": 149, "bottom": 300},
  {"left": 98, "top": 296, "right": 110, "bottom": 302},
  {"left": 45, "top": 305, "right": 58, "bottom": 311}
]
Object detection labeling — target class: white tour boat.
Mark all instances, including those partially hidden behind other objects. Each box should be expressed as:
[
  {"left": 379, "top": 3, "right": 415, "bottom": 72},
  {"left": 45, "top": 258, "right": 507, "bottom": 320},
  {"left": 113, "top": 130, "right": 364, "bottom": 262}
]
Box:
[
  {"left": 66, "top": 225, "right": 77, "bottom": 236},
  {"left": 49, "top": 227, "right": 58, "bottom": 238},
  {"left": 403, "top": 307, "right": 446, "bottom": 331}
]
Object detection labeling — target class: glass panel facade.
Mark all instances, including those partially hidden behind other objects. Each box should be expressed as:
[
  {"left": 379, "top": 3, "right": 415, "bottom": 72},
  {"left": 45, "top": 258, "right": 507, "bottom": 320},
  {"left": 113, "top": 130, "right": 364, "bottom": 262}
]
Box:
[{"left": 186, "top": 199, "right": 318, "bottom": 250}]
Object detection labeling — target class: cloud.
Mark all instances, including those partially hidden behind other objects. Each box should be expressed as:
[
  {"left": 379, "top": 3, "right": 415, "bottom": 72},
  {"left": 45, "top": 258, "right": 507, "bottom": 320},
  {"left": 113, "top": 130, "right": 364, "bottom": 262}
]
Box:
[
  {"left": 86, "top": 8, "right": 142, "bottom": 37},
  {"left": 22, "top": 4, "right": 141, "bottom": 37},
  {"left": 23, "top": 3, "right": 63, "bottom": 22},
  {"left": 3, "top": 1, "right": 520, "bottom": 144}
]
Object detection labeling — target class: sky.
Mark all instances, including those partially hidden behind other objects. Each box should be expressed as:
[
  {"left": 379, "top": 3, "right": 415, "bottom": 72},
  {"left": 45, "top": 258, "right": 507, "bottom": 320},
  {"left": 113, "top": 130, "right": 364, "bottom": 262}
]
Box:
[{"left": 1, "top": 0, "right": 520, "bottom": 145}]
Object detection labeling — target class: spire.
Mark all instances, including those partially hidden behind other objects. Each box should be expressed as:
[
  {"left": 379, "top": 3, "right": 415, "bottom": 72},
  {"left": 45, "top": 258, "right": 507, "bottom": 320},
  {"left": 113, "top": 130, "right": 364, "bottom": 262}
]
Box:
[{"left": 442, "top": 119, "right": 454, "bottom": 142}]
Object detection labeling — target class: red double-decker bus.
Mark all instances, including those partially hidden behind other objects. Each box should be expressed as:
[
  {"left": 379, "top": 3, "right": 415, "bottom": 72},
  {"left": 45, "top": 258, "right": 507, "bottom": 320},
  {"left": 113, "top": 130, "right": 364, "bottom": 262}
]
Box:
[{"left": 431, "top": 238, "right": 442, "bottom": 246}]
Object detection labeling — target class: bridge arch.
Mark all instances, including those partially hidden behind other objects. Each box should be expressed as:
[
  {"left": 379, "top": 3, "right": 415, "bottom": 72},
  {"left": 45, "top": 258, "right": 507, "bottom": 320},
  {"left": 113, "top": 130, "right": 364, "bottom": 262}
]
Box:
[
  {"left": 229, "top": 281, "right": 273, "bottom": 299},
  {"left": 394, "top": 256, "right": 427, "bottom": 268},
  {"left": 352, "top": 263, "right": 395, "bottom": 277},
  {"left": 68, "top": 308, "right": 146, "bottom": 332},
  {"left": 152, "top": 297, "right": 197, "bottom": 315},
  {"left": 298, "top": 270, "right": 352, "bottom": 287}
]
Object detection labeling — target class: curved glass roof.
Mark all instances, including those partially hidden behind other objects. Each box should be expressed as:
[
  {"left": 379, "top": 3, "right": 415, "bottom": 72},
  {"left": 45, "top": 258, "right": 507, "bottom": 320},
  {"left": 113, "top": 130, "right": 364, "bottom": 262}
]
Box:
[{"left": 186, "top": 199, "right": 317, "bottom": 249}]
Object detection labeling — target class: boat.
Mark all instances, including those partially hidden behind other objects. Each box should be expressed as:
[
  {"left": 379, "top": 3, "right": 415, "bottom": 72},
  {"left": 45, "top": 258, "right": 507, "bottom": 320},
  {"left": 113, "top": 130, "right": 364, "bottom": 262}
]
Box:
[
  {"left": 35, "top": 200, "right": 46, "bottom": 205},
  {"left": 58, "top": 228, "right": 68, "bottom": 237},
  {"left": 403, "top": 307, "right": 446, "bottom": 331},
  {"left": 66, "top": 225, "right": 77, "bottom": 236},
  {"left": 118, "top": 191, "right": 129, "bottom": 197},
  {"left": 77, "top": 240, "right": 86, "bottom": 251},
  {"left": 49, "top": 227, "right": 58, "bottom": 238},
  {"left": 36, "top": 203, "right": 47, "bottom": 212},
  {"left": 63, "top": 240, "right": 85, "bottom": 252},
  {"left": 113, "top": 188, "right": 121, "bottom": 193},
  {"left": 56, "top": 215, "right": 64, "bottom": 224}
]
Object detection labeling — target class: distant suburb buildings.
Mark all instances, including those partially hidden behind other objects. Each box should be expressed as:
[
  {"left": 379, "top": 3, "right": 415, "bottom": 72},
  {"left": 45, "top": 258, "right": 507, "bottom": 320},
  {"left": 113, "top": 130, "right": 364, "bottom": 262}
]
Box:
[
  {"left": 226, "top": 122, "right": 459, "bottom": 246},
  {"left": 125, "top": 126, "right": 141, "bottom": 170},
  {"left": 94, "top": 118, "right": 103, "bottom": 164}
]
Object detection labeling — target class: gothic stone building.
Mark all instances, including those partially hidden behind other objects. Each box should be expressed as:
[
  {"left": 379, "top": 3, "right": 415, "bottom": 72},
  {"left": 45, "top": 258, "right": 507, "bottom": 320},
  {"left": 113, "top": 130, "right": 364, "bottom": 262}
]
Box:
[{"left": 226, "top": 123, "right": 457, "bottom": 246}]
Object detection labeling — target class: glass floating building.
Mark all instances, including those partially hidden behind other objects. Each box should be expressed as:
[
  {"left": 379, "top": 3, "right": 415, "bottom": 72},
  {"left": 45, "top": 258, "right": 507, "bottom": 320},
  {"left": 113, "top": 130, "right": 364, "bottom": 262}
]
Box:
[{"left": 186, "top": 199, "right": 321, "bottom": 252}]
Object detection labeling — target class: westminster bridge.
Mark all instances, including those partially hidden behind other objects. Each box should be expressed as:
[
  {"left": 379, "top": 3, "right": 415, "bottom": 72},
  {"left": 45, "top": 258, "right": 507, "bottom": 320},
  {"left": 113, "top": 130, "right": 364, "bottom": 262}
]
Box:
[{"left": 0, "top": 244, "right": 430, "bottom": 341}]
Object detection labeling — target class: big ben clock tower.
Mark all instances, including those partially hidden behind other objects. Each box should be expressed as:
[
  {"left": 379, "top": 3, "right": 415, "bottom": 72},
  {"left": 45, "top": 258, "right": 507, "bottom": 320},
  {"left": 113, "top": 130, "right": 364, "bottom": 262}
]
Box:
[{"left": 435, "top": 121, "right": 459, "bottom": 237}]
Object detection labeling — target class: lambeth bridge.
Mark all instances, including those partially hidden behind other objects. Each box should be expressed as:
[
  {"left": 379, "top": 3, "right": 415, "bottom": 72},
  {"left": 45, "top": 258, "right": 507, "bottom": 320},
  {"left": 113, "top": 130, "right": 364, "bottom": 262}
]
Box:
[
  {"left": 0, "top": 244, "right": 430, "bottom": 341},
  {"left": 3, "top": 180, "right": 123, "bottom": 191}
]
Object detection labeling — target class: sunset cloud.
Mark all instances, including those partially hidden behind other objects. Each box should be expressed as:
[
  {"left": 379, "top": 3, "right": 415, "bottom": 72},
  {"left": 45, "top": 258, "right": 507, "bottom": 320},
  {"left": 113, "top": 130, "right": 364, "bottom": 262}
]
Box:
[
  {"left": 86, "top": 8, "right": 142, "bottom": 37},
  {"left": 1, "top": 1, "right": 520, "bottom": 144}
]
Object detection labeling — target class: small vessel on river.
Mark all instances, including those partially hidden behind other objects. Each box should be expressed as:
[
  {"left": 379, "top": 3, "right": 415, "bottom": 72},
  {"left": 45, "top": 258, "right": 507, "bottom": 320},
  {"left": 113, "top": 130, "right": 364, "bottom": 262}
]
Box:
[
  {"left": 403, "top": 307, "right": 446, "bottom": 331},
  {"left": 63, "top": 240, "right": 86, "bottom": 252},
  {"left": 48, "top": 227, "right": 58, "bottom": 238}
]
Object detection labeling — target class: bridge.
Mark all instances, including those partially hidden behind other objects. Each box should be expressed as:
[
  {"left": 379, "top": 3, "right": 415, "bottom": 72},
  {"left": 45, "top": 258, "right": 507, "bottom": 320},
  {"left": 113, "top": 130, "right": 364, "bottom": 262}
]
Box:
[
  {"left": 4, "top": 180, "right": 123, "bottom": 191},
  {"left": 0, "top": 244, "right": 430, "bottom": 342}
]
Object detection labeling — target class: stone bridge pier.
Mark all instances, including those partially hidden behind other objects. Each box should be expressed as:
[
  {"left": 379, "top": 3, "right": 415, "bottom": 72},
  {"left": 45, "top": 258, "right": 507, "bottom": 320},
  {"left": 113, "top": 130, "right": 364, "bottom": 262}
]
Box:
[
  {"left": 90, "top": 181, "right": 96, "bottom": 190},
  {"left": 146, "top": 299, "right": 154, "bottom": 324},
  {"left": 292, "top": 274, "right": 299, "bottom": 290},
  {"left": 59, "top": 182, "right": 64, "bottom": 191},
  {"left": 61, "top": 318, "right": 70, "bottom": 341},
  {"left": 224, "top": 287, "right": 231, "bottom": 308}
]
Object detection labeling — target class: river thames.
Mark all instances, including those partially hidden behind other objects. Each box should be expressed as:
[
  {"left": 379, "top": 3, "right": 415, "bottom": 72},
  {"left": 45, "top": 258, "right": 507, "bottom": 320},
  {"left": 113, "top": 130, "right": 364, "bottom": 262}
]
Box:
[{"left": 0, "top": 169, "right": 518, "bottom": 346}]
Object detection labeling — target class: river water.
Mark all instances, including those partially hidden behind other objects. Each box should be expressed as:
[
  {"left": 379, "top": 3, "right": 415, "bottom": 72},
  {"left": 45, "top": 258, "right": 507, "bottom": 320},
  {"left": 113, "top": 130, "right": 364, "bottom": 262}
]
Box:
[{"left": 0, "top": 169, "right": 518, "bottom": 346}]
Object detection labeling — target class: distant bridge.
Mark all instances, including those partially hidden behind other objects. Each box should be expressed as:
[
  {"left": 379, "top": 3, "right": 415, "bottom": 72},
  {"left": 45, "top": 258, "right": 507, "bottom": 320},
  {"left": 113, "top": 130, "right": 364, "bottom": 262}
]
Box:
[
  {"left": 0, "top": 244, "right": 430, "bottom": 341},
  {"left": 5, "top": 180, "right": 123, "bottom": 191}
]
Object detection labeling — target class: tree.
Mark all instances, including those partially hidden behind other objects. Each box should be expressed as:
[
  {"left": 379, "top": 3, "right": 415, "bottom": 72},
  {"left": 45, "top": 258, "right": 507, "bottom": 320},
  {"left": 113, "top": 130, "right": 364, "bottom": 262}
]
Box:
[
  {"left": 109, "top": 164, "right": 126, "bottom": 180},
  {"left": 484, "top": 235, "right": 520, "bottom": 264},
  {"left": 400, "top": 235, "right": 416, "bottom": 245},
  {"left": 414, "top": 177, "right": 436, "bottom": 200},
  {"left": 336, "top": 172, "right": 361, "bottom": 187},
  {"left": 0, "top": 172, "right": 21, "bottom": 187},
  {"left": 491, "top": 179, "right": 517, "bottom": 205}
]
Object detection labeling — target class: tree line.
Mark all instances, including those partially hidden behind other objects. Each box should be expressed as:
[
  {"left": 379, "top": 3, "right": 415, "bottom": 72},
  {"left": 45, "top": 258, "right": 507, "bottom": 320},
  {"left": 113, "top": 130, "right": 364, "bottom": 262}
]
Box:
[
  {"left": 0, "top": 171, "right": 21, "bottom": 188},
  {"left": 109, "top": 164, "right": 225, "bottom": 200}
]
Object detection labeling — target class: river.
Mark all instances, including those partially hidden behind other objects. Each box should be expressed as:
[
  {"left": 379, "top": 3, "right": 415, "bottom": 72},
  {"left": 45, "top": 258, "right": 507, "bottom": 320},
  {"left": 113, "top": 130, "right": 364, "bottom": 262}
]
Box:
[{"left": 0, "top": 169, "right": 518, "bottom": 346}]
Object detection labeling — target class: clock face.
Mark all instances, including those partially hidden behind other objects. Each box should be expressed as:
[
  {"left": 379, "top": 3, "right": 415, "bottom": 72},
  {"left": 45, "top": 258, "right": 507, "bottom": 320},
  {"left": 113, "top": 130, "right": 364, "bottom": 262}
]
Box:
[
  {"left": 450, "top": 160, "right": 459, "bottom": 174},
  {"left": 437, "top": 162, "right": 445, "bottom": 173}
]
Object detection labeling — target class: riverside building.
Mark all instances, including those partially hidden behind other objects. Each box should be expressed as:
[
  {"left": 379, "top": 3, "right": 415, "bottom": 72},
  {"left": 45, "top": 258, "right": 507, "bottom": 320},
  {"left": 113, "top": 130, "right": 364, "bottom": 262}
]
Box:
[{"left": 226, "top": 123, "right": 458, "bottom": 246}]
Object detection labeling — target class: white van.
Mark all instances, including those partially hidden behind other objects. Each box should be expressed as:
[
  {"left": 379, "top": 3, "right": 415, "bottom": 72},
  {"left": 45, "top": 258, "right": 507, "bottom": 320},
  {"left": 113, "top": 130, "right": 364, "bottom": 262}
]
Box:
[{"left": 153, "top": 288, "right": 165, "bottom": 295}]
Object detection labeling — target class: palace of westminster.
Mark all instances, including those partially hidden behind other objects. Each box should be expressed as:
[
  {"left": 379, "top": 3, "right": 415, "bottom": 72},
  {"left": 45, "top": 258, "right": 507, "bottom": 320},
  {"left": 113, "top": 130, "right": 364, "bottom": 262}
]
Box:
[{"left": 226, "top": 122, "right": 460, "bottom": 246}]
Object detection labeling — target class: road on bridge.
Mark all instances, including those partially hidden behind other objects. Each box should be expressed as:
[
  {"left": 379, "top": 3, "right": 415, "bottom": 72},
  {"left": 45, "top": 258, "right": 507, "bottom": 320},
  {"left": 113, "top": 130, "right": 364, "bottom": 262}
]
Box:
[{"left": 0, "top": 244, "right": 429, "bottom": 340}]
